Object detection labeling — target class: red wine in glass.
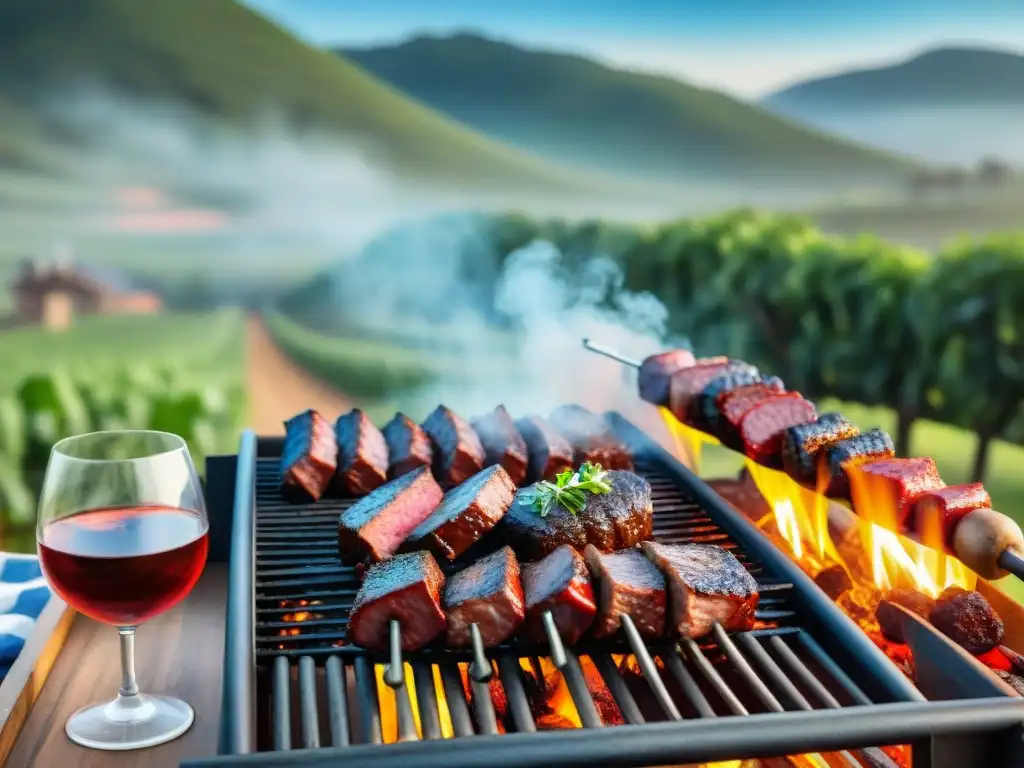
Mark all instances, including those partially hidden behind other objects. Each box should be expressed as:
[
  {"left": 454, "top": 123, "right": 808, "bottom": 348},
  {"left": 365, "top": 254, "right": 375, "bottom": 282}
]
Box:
[{"left": 38, "top": 505, "right": 209, "bottom": 626}]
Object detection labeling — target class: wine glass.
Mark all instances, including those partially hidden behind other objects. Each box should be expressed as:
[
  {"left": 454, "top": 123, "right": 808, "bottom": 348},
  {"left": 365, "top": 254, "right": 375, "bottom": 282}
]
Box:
[{"left": 36, "top": 430, "right": 209, "bottom": 751}]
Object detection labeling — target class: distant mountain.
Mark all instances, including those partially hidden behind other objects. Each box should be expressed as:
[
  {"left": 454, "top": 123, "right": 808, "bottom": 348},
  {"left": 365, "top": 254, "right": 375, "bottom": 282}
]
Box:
[
  {"left": 341, "top": 33, "right": 916, "bottom": 186},
  {"left": 763, "top": 47, "right": 1024, "bottom": 164},
  {"left": 0, "top": 0, "right": 583, "bottom": 192}
]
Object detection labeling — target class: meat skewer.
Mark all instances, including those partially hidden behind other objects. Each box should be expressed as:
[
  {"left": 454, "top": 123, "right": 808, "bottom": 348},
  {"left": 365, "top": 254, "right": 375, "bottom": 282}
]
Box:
[{"left": 582, "top": 338, "right": 1024, "bottom": 584}]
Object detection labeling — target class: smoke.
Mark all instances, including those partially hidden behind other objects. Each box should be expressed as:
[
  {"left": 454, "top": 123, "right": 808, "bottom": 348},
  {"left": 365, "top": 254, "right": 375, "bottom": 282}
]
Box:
[{"left": 330, "top": 215, "right": 677, "bottom": 424}]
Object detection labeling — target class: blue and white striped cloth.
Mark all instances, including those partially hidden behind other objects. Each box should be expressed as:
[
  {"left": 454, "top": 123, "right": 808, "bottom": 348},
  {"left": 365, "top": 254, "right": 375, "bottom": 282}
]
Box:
[{"left": 0, "top": 553, "right": 51, "bottom": 682}]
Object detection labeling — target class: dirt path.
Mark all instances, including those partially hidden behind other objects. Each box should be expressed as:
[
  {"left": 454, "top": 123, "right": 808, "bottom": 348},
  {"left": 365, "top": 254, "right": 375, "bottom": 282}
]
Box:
[{"left": 245, "top": 314, "right": 353, "bottom": 434}]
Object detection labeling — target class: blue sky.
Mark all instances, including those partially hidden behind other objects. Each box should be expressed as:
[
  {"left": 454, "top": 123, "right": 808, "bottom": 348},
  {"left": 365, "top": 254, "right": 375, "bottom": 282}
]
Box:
[{"left": 244, "top": 0, "right": 1024, "bottom": 97}]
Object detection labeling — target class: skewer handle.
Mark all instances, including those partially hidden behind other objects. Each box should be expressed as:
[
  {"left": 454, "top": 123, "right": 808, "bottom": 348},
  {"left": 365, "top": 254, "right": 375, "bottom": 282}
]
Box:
[
  {"left": 582, "top": 338, "right": 642, "bottom": 369},
  {"left": 468, "top": 623, "right": 493, "bottom": 683},
  {"left": 542, "top": 610, "right": 569, "bottom": 669},
  {"left": 384, "top": 618, "right": 404, "bottom": 688},
  {"left": 998, "top": 547, "right": 1024, "bottom": 582}
]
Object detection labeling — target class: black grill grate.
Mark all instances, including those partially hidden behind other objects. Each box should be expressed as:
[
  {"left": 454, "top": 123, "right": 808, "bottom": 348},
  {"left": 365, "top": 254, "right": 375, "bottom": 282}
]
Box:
[{"left": 253, "top": 458, "right": 893, "bottom": 760}]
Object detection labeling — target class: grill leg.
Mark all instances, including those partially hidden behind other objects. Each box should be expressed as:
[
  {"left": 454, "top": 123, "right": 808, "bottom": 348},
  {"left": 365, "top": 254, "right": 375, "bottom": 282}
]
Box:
[{"left": 912, "top": 725, "right": 1024, "bottom": 768}]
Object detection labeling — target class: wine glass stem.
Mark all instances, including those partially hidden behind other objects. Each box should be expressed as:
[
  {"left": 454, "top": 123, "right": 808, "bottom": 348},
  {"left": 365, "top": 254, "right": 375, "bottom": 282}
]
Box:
[{"left": 118, "top": 627, "right": 140, "bottom": 698}]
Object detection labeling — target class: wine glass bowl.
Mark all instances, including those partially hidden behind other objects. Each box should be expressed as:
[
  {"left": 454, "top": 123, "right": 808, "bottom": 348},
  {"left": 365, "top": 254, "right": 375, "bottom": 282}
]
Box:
[{"left": 36, "top": 430, "right": 209, "bottom": 751}]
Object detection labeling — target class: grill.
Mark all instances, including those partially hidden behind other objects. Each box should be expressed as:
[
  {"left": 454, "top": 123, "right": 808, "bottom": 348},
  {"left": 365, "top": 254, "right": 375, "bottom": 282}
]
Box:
[{"left": 187, "top": 411, "right": 1024, "bottom": 768}]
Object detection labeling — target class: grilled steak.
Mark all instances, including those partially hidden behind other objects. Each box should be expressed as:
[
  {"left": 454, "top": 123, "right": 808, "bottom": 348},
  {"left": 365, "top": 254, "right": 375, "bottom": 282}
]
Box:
[
  {"left": 780, "top": 412, "right": 860, "bottom": 489},
  {"left": 338, "top": 466, "right": 443, "bottom": 565},
  {"left": 740, "top": 393, "right": 817, "bottom": 467},
  {"left": 640, "top": 542, "right": 759, "bottom": 638},
  {"left": 847, "top": 457, "right": 945, "bottom": 530},
  {"left": 280, "top": 409, "right": 337, "bottom": 502},
  {"left": 913, "top": 483, "right": 991, "bottom": 551},
  {"left": 638, "top": 349, "right": 696, "bottom": 406},
  {"left": 516, "top": 416, "right": 574, "bottom": 482},
  {"left": 403, "top": 465, "right": 516, "bottom": 561},
  {"left": 422, "top": 405, "right": 486, "bottom": 487},
  {"left": 443, "top": 546, "right": 525, "bottom": 647},
  {"left": 472, "top": 405, "right": 529, "bottom": 486},
  {"left": 499, "top": 487, "right": 588, "bottom": 561},
  {"left": 520, "top": 545, "right": 597, "bottom": 646},
  {"left": 348, "top": 550, "right": 447, "bottom": 651},
  {"left": 714, "top": 381, "right": 787, "bottom": 447},
  {"left": 548, "top": 405, "right": 633, "bottom": 470},
  {"left": 821, "top": 429, "right": 895, "bottom": 498},
  {"left": 584, "top": 545, "right": 666, "bottom": 638},
  {"left": 875, "top": 588, "right": 936, "bottom": 643},
  {"left": 382, "top": 413, "right": 434, "bottom": 479},
  {"left": 692, "top": 368, "right": 766, "bottom": 431},
  {"left": 332, "top": 408, "right": 389, "bottom": 496},
  {"left": 929, "top": 586, "right": 1004, "bottom": 655},
  {"left": 580, "top": 470, "right": 653, "bottom": 551}
]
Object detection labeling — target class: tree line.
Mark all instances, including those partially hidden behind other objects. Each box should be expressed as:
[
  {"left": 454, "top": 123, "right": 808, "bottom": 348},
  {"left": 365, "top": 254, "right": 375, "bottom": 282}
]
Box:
[{"left": 485, "top": 209, "right": 1024, "bottom": 484}]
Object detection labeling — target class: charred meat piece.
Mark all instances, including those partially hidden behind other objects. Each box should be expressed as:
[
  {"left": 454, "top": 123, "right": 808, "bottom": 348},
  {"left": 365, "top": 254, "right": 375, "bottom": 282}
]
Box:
[
  {"left": 781, "top": 413, "right": 860, "bottom": 489},
  {"left": 585, "top": 545, "right": 666, "bottom": 638},
  {"left": 848, "top": 457, "right": 945, "bottom": 530},
  {"left": 348, "top": 550, "right": 447, "bottom": 651},
  {"left": 641, "top": 542, "right": 759, "bottom": 638},
  {"left": 472, "top": 405, "right": 529, "bottom": 486},
  {"left": 548, "top": 405, "right": 633, "bottom": 471},
  {"left": 995, "top": 671, "right": 1024, "bottom": 697},
  {"left": 516, "top": 415, "right": 574, "bottom": 483},
  {"left": 929, "top": 586, "right": 1004, "bottom": 655},
  {"left": 443, "top": 545, "right": 525, "bottom": 647},
  {"left": 715, "top": 381, "right": 787, "bottom": 448},
  {"left": 739, "top": 393, "right": 817, "bottom": 467},
  {"left": 665, "top": 357, "right": 735, "bottom": 423},
  {"left": 338, "top": 466, "right": 443, "bottom": 565},
  {"left": 498, "top": 487, "right": 588, "bottom": 561},
  {"left": 332, "top": 408, "right": 389, "bottom": 496},
  {"left": 520, "top": 545, "right": 597, "bottom": 646},
  {"left": 422, "top": 405, "right": 486, "bottom": 487},
  {"left": 875, "top": 589, "right": 936, "bottom": 643},
  {"left": 580, "top": 470, "right": 653, "bottom": 551},
  {"left": 382, "top": 413, "right": 433, "bottom": 479},
  {"left": 638, "top": 349, "right": 696, "bottom": 406},
  {"left": 280, "top": 409, "right": 337, "bottom": 502},
  {"left": 403, "top": 465, "right": 516, "bottom": 561},
  {"left": 693, "top": 368, "right": 766, "bottom": 431},
  {"left": 913, "top": 483, "right": 992, "bottom": 552},
  {"left": 820, "top": 429, "right": 895, "bottom": 499}
]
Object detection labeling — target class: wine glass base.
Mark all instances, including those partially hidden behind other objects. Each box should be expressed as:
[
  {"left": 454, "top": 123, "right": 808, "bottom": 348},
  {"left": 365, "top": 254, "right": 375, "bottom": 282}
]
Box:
[{"left": 65, "top": 694, "right": 194, "bottom": 751}]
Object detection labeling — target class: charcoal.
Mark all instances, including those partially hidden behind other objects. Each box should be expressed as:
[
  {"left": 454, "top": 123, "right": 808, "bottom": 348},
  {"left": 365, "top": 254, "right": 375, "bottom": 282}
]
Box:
[
  {"left": 875, "top": 588, "right": 936, "bottom": 643},
  {"left": 780, "top": 413, "right": 860, "bottom": 488},
  {"left": 813, "top": 564, "right": 852, "bottom": 600},
  {"left": 995, "top": 670, "right": 1024, "bottom": 697},
  {"left": 929, "top": 586, "right": 1004, "bottom": 655}
]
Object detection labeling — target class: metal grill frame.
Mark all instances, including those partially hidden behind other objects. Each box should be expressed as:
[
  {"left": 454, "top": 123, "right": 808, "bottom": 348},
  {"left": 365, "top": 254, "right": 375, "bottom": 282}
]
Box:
[{"left": 189, "top": 412, "right": 1024, "bottom": 768}]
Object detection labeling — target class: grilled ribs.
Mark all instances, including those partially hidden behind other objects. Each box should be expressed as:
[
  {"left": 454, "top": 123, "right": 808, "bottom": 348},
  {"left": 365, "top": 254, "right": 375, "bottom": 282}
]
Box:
[
  {"left": 520, "top": 544, "right": 597, "bottom": 646},
  {"left": 443, "top": 545, "right": 525, "bottom": 647},
  {"left": 472, "top": 405, "right": 529, "bottom": 486},
  {"left": 422, "top": 405, "right": 486, "bottom": 487},
  {"left": 348, "top": 550, "right": 447, "bottom": 651},
  {"left": 585, "top": 545, "right": 666, "bottom": 638},
  {"left": 280, "top": 409, "right": 337, "bottom": 503},
  {"left": 641, "top": 542, "right": 759, "bottom": 639},
  {"left": 337, "top": 466, "right": 443, "bottom": 565},
  {"left": 403, "top": 465, "right": 516, "bottom": 561},
  {"left": 332, "top": 408, "right": 389, "bottom": 495}
]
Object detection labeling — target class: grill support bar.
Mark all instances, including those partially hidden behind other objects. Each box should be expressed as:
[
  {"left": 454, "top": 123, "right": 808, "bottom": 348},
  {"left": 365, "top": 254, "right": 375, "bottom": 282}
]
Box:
[{"left": 185, "top": 698, "right": 1024, "bottom": 768}]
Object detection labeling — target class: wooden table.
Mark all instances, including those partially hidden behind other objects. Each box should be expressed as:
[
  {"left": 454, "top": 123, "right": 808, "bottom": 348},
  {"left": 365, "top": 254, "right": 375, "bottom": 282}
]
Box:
[{"left": 7, "top": 566, "right": 227, "bottom": 767}]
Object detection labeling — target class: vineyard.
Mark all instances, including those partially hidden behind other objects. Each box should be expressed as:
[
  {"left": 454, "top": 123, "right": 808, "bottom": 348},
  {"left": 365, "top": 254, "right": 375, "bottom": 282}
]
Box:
[
  {"left": 0, "top": 309, "right": 246, "bottom": 541},
  {"left": 272, "top": 209, "right": 1024, "bottom": 519}
]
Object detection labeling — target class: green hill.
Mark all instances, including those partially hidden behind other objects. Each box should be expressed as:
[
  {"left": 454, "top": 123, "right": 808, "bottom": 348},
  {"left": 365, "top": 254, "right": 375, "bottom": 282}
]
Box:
[
  {"left": 341, "top": 33, "right": 918, "bottom": 185},
  {"left": 765, "top": 47, "right": 1024, "bottom": 109},
  {"left": 0, "top": 0, "right": 585, "bottom": 191}
]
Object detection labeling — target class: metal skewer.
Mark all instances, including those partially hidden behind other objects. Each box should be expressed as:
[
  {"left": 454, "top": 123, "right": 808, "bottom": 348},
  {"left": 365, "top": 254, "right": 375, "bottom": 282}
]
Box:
[
  {"left": 582, "top": 338, "right": 641, "bottom": 369},
  {"left": 541, "top": 610, "right": 569, "bottom": 670},
  {"left": 384, "top": 619, "right": 405, "bottom": 688},
  {"left": 468, "top": 622, "right": 493, "bottom": 683},
  {"left": 619, "top": 615, "right": 682, "bottom": 721}
]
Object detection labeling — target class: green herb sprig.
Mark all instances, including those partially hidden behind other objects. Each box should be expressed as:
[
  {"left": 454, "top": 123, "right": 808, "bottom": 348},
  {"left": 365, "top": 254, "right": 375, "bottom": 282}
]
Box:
[{"left": 523, "top": 461, "right": 612, "bottom": 517}]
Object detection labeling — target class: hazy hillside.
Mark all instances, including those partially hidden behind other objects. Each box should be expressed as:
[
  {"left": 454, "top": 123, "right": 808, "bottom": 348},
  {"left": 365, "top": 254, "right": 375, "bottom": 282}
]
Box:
[
  {"left": 341, "top": 33, "right": 917, "bottom": 186},
  {"left": 764, "top": 47, "right": 1024, "bottom": 164},
  {"left": 0, "top": 0, "right": 585, "bottom": 192}
]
